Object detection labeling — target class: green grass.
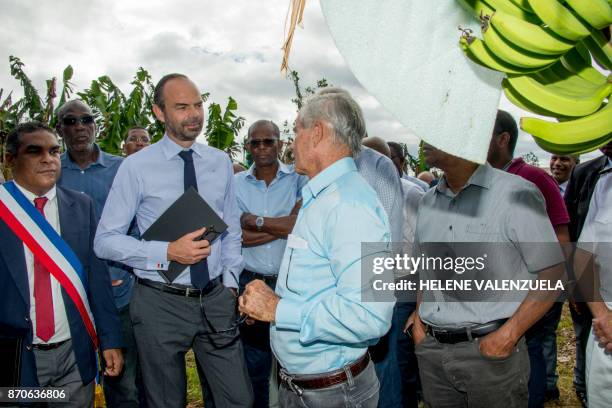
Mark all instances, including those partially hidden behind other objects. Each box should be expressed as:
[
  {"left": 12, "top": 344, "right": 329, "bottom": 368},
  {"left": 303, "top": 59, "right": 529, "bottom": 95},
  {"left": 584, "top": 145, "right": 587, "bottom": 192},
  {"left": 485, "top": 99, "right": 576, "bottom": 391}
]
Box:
[{"left": 183, "top": 304, "right": 582, "bottom": 407}]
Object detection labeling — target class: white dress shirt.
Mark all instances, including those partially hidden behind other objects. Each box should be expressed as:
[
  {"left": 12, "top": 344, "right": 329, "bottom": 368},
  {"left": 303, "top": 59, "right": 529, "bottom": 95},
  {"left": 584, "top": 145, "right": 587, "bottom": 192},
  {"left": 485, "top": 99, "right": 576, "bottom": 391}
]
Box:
[{"left": 15, "top": 182, "right": 70, "bottom": 344}]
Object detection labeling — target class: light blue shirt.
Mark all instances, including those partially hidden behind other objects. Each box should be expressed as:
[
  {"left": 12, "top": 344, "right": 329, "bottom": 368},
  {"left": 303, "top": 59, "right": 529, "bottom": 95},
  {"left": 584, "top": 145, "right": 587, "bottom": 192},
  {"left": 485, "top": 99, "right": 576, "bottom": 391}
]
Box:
[
  {"left": 94, "top": 135, "right": 244, "bottom": 287},
  {"left": 58, "top": 145, "right": 133, "bottom": 308},
  {"left": 234, "top": 162, "right": 308, "bottom": 275},
  {"left": 355, "top": 147, "right": 404, "bottom": 243},
  {"left": 271, "top": 157, "right": 395, "bottom": 374}
]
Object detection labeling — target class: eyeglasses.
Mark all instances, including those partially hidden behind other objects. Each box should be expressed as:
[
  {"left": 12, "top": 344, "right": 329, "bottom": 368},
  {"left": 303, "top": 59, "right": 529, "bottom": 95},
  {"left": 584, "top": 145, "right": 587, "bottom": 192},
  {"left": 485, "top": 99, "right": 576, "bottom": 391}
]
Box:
[
  {"left": 197, "top": 269, "right": 249, "bottom": 335},
  {"left": 126, "top": 136, "right": 151, "bottom": 143},
  {"left": 249, "top": 138, "right": 277, "bottom": 148},
  {"left": 61, "top": 115, "right": 95, "bottom": 126}
]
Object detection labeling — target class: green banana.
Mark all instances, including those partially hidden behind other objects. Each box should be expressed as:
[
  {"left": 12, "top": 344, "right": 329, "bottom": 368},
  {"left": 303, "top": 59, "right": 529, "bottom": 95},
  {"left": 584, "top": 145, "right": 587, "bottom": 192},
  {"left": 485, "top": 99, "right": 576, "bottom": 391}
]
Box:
[
  {"left": 508, "top": 0, "right": 533, "bottom": 12},
  {"left": 481, "top": 23, "right": 559, "bottom": 69},
  {"left": 521, "top": 102, "right": 612, "bottom": 144},
  {"left": 456, "top": 0, "right": 494, "bottom": 18},
  {"left": 502, "top": 78, "right": 558, "bottom": 117},
  {"left": 565, "top": 0, "right": 612, "bottom": 30},
  {"left": 582, "top": 35, "right": 612, "bottom": 71},
  {"left": 526, "top": 0, "right": 590, "bottom": 41},
  {"left": 561, "top": 48, "right": 608, "bottom": 85},
  {"left": 482, "top": 0, "right": 541, "bottom": 24},
  {"left": 532, "top": 133, "right": 612, "bottom": 155},
  {"left": 534, "top": 63, "right": 606, "bottom": 95},
  {"left": 459, "top": 35, "right": 543, "bottom": 74},
  {"left": 488, "top": 10, "right": 575, "bottom": 56},
  {"left": 506, "top": 74, "right": 612, "bottom": 117}
]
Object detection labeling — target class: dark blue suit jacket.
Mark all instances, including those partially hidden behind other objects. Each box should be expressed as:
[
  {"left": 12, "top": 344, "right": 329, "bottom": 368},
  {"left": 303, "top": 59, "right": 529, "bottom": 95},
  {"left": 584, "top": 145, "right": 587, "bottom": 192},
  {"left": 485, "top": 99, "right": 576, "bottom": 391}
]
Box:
[{"left": 0, "top": 186, "right": 123, "bottom": 386}]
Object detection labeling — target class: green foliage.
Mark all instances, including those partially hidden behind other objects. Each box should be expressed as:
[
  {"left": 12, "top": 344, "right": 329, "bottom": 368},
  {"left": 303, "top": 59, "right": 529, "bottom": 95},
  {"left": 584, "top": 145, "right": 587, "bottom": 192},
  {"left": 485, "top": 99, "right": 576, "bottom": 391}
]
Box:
[
  {"left": 522, "top": 151, "right": 540, "bottom": 167},
  {"left": 204, "top": 96, "right": 245, "bottom": 160}
]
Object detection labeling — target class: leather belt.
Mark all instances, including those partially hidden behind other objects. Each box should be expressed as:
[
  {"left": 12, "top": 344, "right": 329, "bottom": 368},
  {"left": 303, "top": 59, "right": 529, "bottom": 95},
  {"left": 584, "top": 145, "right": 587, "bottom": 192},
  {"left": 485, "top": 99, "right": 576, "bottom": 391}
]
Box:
[
  {"left": 243, "top": 269, "right": 277, "bottom": 286},
  {"left": 426, "top": 319, "right": 508, "bottom": 344},
  {"left": 136, "top": 276, "right": 220, "bottom": 297},
  {"left": 282, "top": 353, "right": 370, "bottom": 390},
  {"left": 32, "top": 339, "right": 69, "bottom": 351}
]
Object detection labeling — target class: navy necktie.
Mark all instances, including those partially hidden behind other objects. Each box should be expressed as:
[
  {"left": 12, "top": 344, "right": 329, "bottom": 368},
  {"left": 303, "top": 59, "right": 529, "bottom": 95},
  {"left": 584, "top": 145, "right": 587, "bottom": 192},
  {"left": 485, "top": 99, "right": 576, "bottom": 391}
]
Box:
[{"left": 178, "top": 149, "right": 210, "bottom": 289}]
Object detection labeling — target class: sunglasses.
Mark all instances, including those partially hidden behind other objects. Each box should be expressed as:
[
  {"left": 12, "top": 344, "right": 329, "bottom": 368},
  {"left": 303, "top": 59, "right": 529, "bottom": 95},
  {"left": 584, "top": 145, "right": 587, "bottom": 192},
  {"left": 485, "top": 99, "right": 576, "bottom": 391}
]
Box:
[
  {"left": 249, "top": 138, "right": 277, "bottom": 148},
  {"left": 61, "top": 115, "right": 95, "bottom": 126}
]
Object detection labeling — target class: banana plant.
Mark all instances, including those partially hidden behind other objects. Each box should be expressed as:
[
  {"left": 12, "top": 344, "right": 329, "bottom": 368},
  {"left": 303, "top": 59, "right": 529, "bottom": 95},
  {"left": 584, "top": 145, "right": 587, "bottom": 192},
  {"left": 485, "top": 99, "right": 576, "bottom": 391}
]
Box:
[{"left": 204, "top": 96, "right": 245, "bottom": 160}]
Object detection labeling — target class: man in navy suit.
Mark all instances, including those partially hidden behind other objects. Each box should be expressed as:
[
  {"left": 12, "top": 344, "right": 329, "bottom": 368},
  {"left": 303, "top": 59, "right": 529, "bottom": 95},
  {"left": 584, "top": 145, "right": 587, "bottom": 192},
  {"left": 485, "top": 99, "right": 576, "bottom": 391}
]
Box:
[{"left": 0, "top": 122, "right": 123, "bottom": 406}]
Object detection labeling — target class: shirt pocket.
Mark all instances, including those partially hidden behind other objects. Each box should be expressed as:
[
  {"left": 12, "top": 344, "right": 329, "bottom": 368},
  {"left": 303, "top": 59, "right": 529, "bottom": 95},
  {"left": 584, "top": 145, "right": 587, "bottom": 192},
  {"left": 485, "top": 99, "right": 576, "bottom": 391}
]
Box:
[{"left": 465, "top": 223, "right": 502, "bottom": 241}]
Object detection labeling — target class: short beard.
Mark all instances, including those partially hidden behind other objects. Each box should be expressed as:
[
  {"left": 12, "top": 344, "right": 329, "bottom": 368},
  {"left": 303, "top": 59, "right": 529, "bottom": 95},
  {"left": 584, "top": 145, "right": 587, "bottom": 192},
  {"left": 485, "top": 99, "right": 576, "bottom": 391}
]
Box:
[{"left": 167, "top": 119, "right": 202, "bottom": 142}]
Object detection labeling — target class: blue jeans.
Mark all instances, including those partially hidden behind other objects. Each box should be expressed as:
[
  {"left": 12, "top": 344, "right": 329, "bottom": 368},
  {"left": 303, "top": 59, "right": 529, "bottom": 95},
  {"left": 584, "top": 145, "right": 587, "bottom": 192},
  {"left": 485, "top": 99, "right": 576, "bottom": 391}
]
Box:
[
  {"left": 570, "top": 303, "right": 591, "bottom": 395},
  {"left": 395, "top": 302, "right": 419, "bottom": 408},
  {"left": 370, "top": 305, "right": 402, "bottom": 407},
  {"left": 541, "top": 302, "right": 563, "bottom": 392},
  {"left": 526, "top": 304, "right": 562, "bottom": 408},
  {"left": 279, "top": 360, "right": 379, "bottom": 408},
  {"left": 239, "top": 271, "right": 277, "bottom": 408}
]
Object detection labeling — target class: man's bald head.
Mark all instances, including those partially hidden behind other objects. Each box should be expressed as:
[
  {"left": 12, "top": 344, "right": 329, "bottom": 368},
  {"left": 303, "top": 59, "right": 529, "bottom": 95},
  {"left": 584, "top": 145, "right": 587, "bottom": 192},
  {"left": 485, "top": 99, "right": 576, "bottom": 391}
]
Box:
[
  {"left": 363, "top": 136, "right": 391, "bottom": 158},
  {"left": 56, "top": 99, "right": 93, "bottom": 122},
  {"left": 417, "top": 171, "right": 435, "bottom": 185}
]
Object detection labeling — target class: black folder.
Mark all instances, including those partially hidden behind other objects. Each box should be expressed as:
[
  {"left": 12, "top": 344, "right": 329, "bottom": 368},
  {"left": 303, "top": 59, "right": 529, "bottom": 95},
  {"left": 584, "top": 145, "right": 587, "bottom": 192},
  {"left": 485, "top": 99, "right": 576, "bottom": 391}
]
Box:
[{"left": 141, "top": 187, "right": 228, "bottom": 283}]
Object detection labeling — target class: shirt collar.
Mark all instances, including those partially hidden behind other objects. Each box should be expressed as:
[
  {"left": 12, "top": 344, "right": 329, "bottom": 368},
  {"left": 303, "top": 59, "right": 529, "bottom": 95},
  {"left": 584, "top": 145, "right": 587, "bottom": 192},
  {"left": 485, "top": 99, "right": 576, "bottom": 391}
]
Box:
[
  {"left": 245, "top": 160, "right": 292, "bottom": 181},
  {"left": 302, "top": 157, "right": 356, "bottom": 203},
  {"left": 62, "top": 144, "right": 107, "bottom": 169},
  {"left": 13, "top": 180, "right": 57, "bottom": 203},
  {"left": 160, "top": 134, "right": 204, "bottom": 160},
  {"left": 436, "top": 164, "right": 491, "bottom": 196}
]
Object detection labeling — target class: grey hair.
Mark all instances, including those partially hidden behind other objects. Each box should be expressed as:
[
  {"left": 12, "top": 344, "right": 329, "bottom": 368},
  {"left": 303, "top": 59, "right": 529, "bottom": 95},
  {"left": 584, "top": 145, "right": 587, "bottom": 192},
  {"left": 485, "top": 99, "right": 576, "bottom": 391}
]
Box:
[
  {"left": 297, "top": 87, "right": 366, "bottom": 156},
  {"left": 56, "top": 99, "right": 92, "bottom": 121}
]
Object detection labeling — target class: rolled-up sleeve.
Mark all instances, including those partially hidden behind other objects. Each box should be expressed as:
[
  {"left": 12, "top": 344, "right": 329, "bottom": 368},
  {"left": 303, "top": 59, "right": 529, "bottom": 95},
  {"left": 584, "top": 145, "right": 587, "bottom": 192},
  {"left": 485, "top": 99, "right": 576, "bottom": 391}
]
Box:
[{"left": 94, "top": 159, "right": 170, "bottom": 271}]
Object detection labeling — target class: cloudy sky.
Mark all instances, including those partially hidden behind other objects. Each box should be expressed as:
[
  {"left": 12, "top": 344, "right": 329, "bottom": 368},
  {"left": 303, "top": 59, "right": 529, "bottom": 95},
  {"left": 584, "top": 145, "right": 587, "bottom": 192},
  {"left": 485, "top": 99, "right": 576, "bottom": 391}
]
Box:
[{"left": 0, "top": 0, "right": 597, "bottom": 165}]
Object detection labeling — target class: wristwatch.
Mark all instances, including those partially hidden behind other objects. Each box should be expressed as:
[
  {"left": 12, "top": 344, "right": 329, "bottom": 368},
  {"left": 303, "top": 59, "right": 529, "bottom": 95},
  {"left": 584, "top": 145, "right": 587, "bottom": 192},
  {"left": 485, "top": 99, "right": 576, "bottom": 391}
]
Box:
[{"left": 255, "top": 216, "right": 265, "bottom": 231}]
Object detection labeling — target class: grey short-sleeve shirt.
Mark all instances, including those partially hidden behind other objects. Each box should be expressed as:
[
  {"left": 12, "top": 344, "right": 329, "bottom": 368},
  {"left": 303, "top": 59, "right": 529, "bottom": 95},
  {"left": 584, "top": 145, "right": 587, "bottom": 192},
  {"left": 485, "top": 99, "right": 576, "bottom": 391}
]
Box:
[{"left": 416, "top": 164, "right": 564, "bottom": 328}]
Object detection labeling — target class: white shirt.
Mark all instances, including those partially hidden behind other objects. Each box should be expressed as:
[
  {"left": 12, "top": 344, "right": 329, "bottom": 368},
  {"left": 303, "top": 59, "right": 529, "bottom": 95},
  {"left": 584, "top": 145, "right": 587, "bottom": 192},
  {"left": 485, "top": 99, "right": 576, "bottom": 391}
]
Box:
[
  {"left": 14, "top": 182, "right": 70, "bottom": 344},
  {"left": 559, "top": 180, "right": 568, "bottom": 196},
  {"left": 578, "top": 158, "right": 612, "bottom": 305}
]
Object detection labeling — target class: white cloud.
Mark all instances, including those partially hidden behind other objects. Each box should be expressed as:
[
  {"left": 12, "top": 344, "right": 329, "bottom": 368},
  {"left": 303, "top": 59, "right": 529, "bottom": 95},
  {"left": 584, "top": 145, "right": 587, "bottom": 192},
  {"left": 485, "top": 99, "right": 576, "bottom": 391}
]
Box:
[{"left": 0, "top": 0, "right": 600, "bottom": 163}]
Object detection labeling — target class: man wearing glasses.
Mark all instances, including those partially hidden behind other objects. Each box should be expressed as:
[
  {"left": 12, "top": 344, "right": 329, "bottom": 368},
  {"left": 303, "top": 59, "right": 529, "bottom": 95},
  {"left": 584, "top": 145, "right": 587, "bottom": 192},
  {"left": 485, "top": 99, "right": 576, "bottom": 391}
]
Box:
[
  {"left": 123, "top": 127, "right": 152, "bottom": 156},
  {"left": 56, "top": 100, "right": 138, "bottom": 407},
  {"left": 239, "top": 88, "right": 395, "bottom": 407},
  {"left": 234, "top": 119, "right": 307, "bottom": 406},
  {"left": 94, "top": 73, "right": 252, "bottom": 408}
]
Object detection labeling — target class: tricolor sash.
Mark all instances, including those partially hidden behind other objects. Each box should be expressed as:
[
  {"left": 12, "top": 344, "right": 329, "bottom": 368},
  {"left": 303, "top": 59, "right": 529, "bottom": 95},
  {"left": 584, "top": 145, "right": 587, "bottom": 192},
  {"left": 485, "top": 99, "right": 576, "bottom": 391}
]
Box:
[{"left": 0, "top": 181, "right": 98, "bottom": 348}]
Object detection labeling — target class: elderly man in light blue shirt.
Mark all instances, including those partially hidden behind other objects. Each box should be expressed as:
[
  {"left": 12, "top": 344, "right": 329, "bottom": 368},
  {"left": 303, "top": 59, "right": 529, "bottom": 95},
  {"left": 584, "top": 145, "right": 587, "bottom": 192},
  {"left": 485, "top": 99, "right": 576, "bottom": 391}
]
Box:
[
  {"left": 239, "top": 88, "right": 395, "bottom": 408},
  {"left": 94, "top": 74, "right": 252, "bottom": 408},
  {"left": 234, "top": 119, "right": 307, "bottom": 407}
]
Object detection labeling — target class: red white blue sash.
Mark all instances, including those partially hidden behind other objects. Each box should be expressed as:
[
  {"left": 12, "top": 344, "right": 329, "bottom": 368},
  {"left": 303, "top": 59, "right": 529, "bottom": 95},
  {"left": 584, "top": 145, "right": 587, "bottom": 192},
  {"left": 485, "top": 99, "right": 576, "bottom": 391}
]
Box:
[{"left": 0, "top": 181, "right": 98, "bottom": 348}]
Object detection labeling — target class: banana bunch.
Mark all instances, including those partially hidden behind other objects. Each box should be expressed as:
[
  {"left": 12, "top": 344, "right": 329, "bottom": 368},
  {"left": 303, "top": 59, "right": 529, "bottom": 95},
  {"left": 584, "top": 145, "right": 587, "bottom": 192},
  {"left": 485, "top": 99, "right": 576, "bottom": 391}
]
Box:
[{"left": 457, "top": 0, "right": 612, "bottom": 154}]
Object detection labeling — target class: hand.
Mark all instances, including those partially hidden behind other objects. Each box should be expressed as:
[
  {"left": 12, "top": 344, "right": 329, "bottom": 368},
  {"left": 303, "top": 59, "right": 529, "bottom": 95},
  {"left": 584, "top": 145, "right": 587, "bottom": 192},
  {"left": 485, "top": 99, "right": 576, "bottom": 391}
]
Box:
[
  {"left": 240, "top": 213, "right": 257, "bottom": 230},
  {"left": 404, "top": 311, "right": 426, "bottom": 346},
  {"left": 478, "top": 327, "right": 517, "bottom": 359},
  {"left": 592, "top": 309, "right": 612, "bottom": 353},
  {"left": 103, "top": 349, "right": 124, "bottom": 377},
  {"left": 238, "top": 280, "right": 280, "bottom": 322},
  {"left": 167, "top": 227, "right": 211, "bottom": 265},
  {"left": 290, "top": 199, "right": 302, "bottom": 215},
  {"left": 111, "top": 279, "right": 123, "bottom": 287}
]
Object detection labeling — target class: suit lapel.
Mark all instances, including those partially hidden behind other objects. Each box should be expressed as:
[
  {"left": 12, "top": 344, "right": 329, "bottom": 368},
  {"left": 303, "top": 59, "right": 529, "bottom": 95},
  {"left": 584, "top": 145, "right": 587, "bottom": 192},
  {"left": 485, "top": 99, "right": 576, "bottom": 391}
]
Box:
[{"left": 0, "top": 221, "right": 30, "bottom": 305}]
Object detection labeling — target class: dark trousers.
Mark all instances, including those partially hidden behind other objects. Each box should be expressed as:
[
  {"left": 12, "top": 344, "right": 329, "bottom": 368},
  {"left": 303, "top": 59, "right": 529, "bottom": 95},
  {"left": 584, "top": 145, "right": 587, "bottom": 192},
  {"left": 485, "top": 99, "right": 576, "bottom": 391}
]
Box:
[
  {"left": 239, "top": 270, "right": 277, "bottom": 408},
  {"left": 130, "top": 281, "right": 253, "bottom": 408},
  {"left": 540, "top": 302, "right": 563, "bottom": 392},
  {"left": 570, "top": 303, "right": 592, "bottom": 396},
  {"left": 103, "top": 305, "right": 142, "bottom": 408},
  {"left": 395, "top": 302, "right": 419, "bottom": 408},
  {"left": 415, "top": 335, "right": 529, "bottom": 408}
]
